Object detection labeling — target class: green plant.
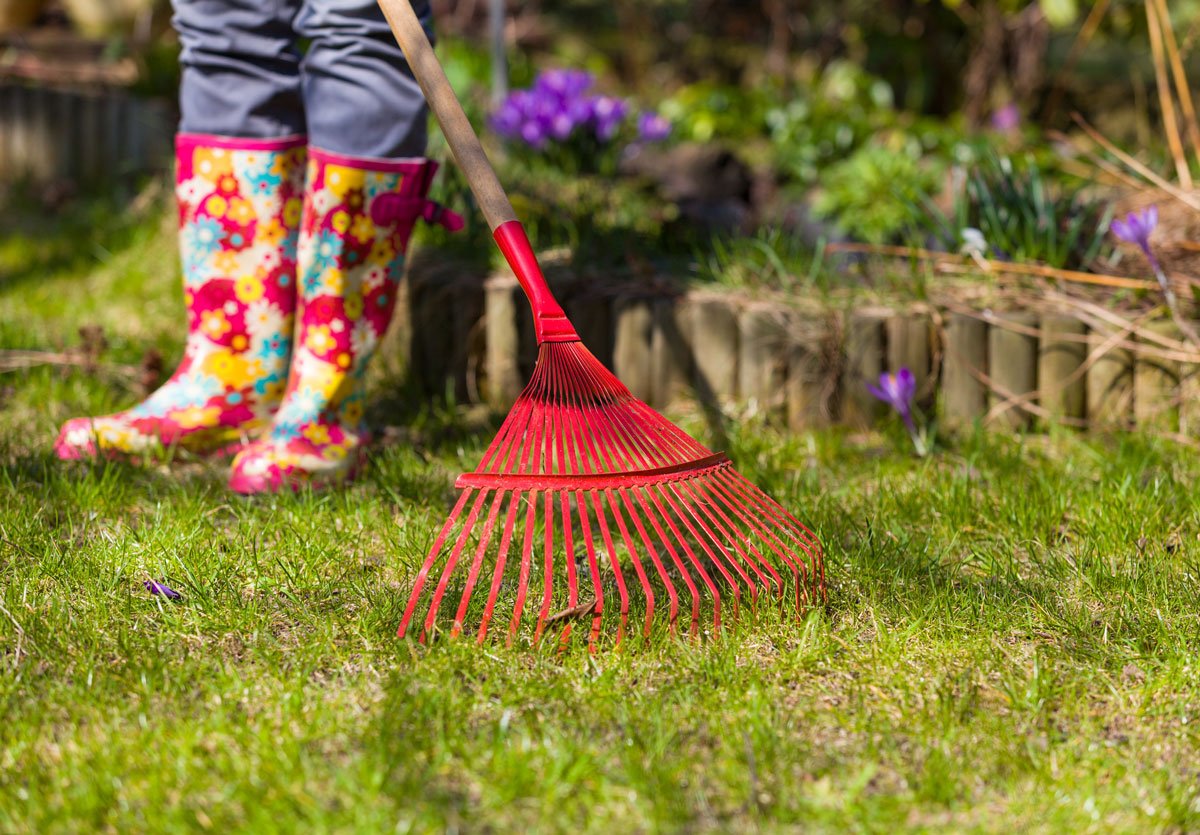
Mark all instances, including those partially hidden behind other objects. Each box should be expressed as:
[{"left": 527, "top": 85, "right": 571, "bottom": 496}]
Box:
[
  {"left": 812, "top": 143, "right": 943, "bottom": 244},
  {"left": 695, "top": 227, "right": 828, "bottom": 292},
  {"left": 658, "top": 81, "right": 775, "bottom": 144},
  {"left": 918, "top": 151, "right": 1114, "bottom": 270},
  {"left": 766, "top": 62, "right": 899, "bottom": 186}
]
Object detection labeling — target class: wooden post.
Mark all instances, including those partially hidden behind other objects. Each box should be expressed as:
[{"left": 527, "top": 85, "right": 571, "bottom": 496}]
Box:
[
  {"left": 1038, "top": 314, "right": 1087, "bottom": 424},
  {"left": 1135, "top": 320, "right": 1181, "bottom": 432},
  {"left": 451, "top": 280, "right": 485, "bottom": 402},
  {"left": 613, "top": 296, "right": 655, "bottom": 403},
  {"left": 739, "top": 302, "right": 789, "bottom": 421},
  {"left": 689, "top": 291, "right": 740, "bottom": 406},
  {"left": 484, "top": 275, "right": 523, "bottom": 408},
  {"left": 786, "top": 315, "right": 838, "bottom": 431},
  {"left": 0, "top": 84, "right": 10, "bottom": 176},
  {"left": 10, "top": 85, "right": 30, "bottom": 179},
  {"left": 1086, "top": 320, "right": 1135, "bottom": 428},
  {"left": 78, "top": 91, "right": 101, "bottom": 184},
  {"left": 652, "top": 296, "right": 693, "bottom": 409},
  {"left": 842, "top": 309, "right": 888, "bottom": 428},
  {"left": 886, "top": 312, "right": 933, "bottom": 407},
  {"left": 943, "top": 312, "right": 989, "bottom": 429},
  {"left": 987, "top": 312, "right": 1038, "bottom": 430}
]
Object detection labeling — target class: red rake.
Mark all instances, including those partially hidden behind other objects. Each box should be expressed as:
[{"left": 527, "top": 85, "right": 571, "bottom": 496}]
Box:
[{"left": 381, "top": 0, "right": 825, "bottom": 647}]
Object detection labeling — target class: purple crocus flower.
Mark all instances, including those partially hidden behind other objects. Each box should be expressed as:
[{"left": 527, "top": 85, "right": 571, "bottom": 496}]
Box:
[
  {"left": 534, "top": 68, "right": 595, "bottom": 102},
  {"left": 492, "top": 69, "right": 633, "bottom": 148},
  {"left": 866, "top": 369, "right": 917, "bottom": 431},
  {"left": 144, "top": 580, "right": 182, "bottom": 600},
  {"left": 589, "top": 95, "right": 629, "bottom": 141},
  {"left": 990, "top": 104, "right": 1020, "bottom": 134},
  {"left": 1111, "top": 206, "right": 1160, "bottom": 271},
  {"left": 637, "top": 111, "right": 672, "bottom": 143}
]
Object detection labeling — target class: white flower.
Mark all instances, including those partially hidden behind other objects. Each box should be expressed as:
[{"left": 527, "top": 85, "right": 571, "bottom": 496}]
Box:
[
  {"left": 363, "top": 265, "right": 388, "bottom": 291},
  {"left": 176, "top": 177, "right": 207, "bottom": 207},
  {"left": 960, "top": 227, "right": 989, "bottom": 258},
  {"left": 350, "top": 319, "right": 376, "bottom": 356},
  {"left": 258, "top": 248, "right": 282, "bottom": 271},
  {"left": 311, "top": 190, "right": 335, "bottom": 217},
  {"left": 245, "top": 300, "right": 285, "bottom": 340},
  {"left": 224, "top": 300, "right": 239, "bottom": 316}
]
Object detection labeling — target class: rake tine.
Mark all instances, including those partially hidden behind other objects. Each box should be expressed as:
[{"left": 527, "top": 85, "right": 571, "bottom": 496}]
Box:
[
  {"left": 676, "top": 477, "right": 784, "bottom": 597},
  {"left": 725, "top": 469, "right": 822, "bottom": 556},
  {"left": 705, "top": 474, "right": 806, "bottom": 612},
  {"left": 655, "top": 483, "right": 753, "bottom": 614},
  {"left": 398, "top": 488, "right": 473, "bottom": 640},
  {"left": 423, "top": 489, "right": 492, "bottom": 638},
  {"left": 637, "top": 487, "right": 724, "bottom": 631},
  {"left": 476, "top": 491, "right": 521, "bottom": 644},
  {"left": 451, "top": 488, "right": 506, "bottom": 637},
  {"left": 507, "top": 490, "right": 539, "bottom": 647},
  {"left": 606, "top": 489, "right": 658, "bottom": 639},
  {"left": 553, "top": 491, "right": 580, "bottom": 649},
  {"left": 591, "top": 492, "right": 629, "bottom": 644},
  {"left": 531, "top": 492, "right": 557, "bottom": 645},
  {"left": 669, "top": 478, "right": 774, "bottom": 603},
  {"left": 620, "top": 489, "right": 692, "bottom": 636},
  {"left": 574, "top": 491, "right": 605, "bottom": 651},
  {"left": 728, "top": 477, "right": 826, "bottom": 608}
]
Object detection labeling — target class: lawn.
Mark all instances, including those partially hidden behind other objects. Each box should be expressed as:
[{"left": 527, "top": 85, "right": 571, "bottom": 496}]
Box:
[{"left": 3, "top": 191, "right": 1200, "bottom": 833}]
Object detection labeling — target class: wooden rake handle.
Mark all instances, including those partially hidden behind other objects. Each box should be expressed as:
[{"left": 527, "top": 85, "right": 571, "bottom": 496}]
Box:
[{"left": 377, "top": 0, "right": 578, "bottom": 342}]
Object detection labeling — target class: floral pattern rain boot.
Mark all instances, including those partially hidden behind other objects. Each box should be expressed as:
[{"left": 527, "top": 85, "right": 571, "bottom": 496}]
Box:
[
  {"left": 228, "top": 147, "right": 462, "bottom": 493},
  {"left": 55, "top": 134, "right": 306, "bottom": 460}
]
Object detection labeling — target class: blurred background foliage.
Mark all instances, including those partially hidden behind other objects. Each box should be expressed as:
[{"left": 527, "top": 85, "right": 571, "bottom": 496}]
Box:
[{"left": 3, "top": 0, "right": 1198, "bottom": 288}]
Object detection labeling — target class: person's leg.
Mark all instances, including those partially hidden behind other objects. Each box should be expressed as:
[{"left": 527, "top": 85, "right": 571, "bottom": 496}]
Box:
[
  {"left": 176, "top": 0, "right": 305, "bottom": 140},
  {"left": 296, "top": 0, "right": 431, "bottom": 158},
  {"left": 227, "top": 0, "right": 462, "bottom": 492},
  {"left": 56, "top": 0, "right": 308, "bottom": 460}
]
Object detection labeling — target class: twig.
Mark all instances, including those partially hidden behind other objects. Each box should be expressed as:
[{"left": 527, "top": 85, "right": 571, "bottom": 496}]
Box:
[
  {"left": 1153, "top": 0, "right": 1200, "bottom": 170},
  {"left": 826, "top": 242, "right": 1156, "bottom": 291},
  {"left": 1145, "top": 0, "right": 1192, "bottom": 189},
  {"left": 1072, "top": 114, "right": 1200, "bottom": 211}
]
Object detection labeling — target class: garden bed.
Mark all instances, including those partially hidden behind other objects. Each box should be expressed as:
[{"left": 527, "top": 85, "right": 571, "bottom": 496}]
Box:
[{"left": 395, "top": 246, "right": 1200, "bottom": 442}]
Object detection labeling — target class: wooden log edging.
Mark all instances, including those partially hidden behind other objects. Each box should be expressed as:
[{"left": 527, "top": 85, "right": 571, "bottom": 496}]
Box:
[
  {"left": 430, "top": 264, "right": 1200, "bottom": 441},
  {"left": 0, "top": 81, "right": 173, "bottom": 185}
]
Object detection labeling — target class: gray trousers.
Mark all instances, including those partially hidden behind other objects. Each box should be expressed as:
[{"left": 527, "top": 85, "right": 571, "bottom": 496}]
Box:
[{"left": 172, "top": 0, "right": 431, "bottom": 158}]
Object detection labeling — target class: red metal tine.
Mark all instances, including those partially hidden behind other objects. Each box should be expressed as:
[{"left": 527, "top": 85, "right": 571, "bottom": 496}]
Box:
[
  {"left": 619, "top": 489, "right": 689, "bottom": 635},
  {"left": 532, "top": 492, "right": 556, "bottom": 644},
  {"left": 476, "top": 491, "right": 522, "bottom": 644},
  {"left": 605, "top": 489, "right": 658, "bottom": 639},
  {"left": 507, "top": 490, "right": 539, "bottom": 647},
  {"left": 451, "top": 489, "right": 507, "bottom": 637},
  {"left": 673, "top": 476, "right": 784, "bottom": 597},
  {"left": 398, "top": 489, "right": 472, "bottom": 640},
  {"left": 553, "top": 491, "right": 580, "bottom": 648},
  {"left": 633, "top": 487, "right": 720, "bottom": 633},
  {"left": 653, "top": 482, "right": 753, "bottom": 615},
  {"left": 422, "top": 489, "right": 491, "bottom": 638},
  {"left": 591, "top": 491, "right": 629, "bottom": 644},
  {"left": 574, "top": 491, "right": 605, "bottom": 651}
]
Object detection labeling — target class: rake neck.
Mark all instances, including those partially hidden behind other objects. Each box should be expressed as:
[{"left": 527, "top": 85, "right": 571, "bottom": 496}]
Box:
[{"left": 494, "top": 221, "right": 579, "bottom": 343}]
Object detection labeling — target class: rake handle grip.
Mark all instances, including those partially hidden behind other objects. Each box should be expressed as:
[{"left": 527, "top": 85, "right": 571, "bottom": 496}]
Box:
[{"left": 377, "top": 0, "right": 577, "bottom": 342}]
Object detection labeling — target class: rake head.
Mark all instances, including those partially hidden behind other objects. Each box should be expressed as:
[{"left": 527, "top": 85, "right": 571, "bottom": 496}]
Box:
[{"left": 398, "top": 340, "right": 826, "bottom": 649}]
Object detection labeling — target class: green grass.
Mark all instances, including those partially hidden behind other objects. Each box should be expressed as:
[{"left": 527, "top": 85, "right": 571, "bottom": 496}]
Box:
[{"left": 3, "top": 190, "right": 1200, "bottom": 833}]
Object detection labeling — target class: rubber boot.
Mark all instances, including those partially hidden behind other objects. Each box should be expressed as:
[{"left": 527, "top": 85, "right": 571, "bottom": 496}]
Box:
[
  {"left": 55, "top": 134, "right": 306, "bottom": 459},
  {"left": 228, "top": 147, "right": 461, "bottom": 493}
]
